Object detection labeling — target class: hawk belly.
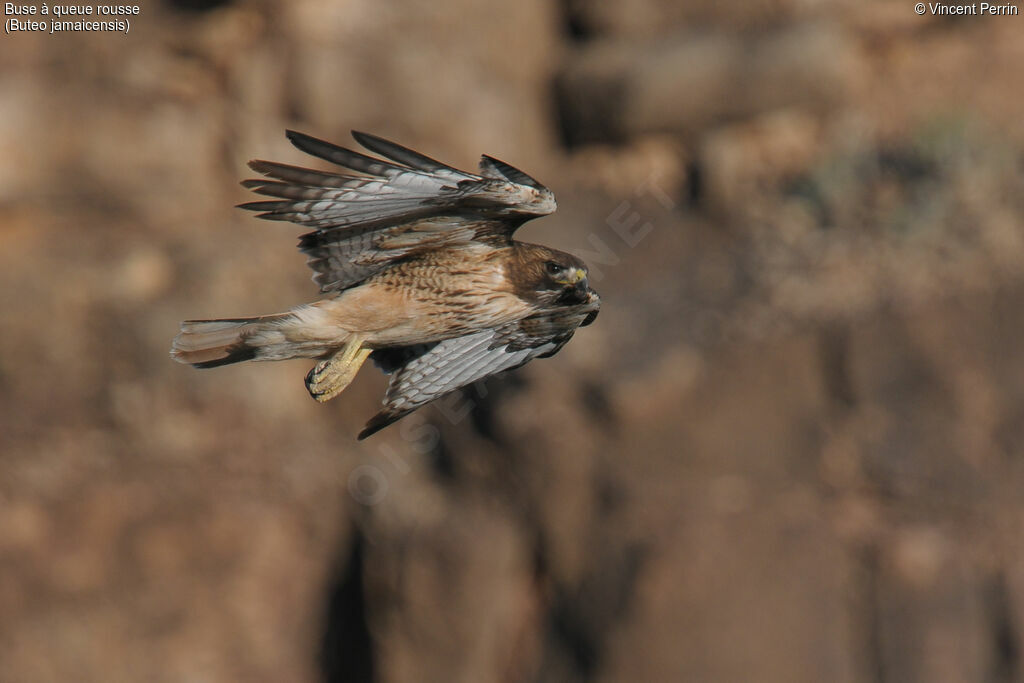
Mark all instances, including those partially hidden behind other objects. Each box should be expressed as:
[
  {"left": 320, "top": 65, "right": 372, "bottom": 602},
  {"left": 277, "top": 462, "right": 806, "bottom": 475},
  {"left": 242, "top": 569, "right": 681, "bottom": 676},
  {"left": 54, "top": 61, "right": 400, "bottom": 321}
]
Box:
[{"left": 307, "top": 249, "right": 532, "bottom": 348}]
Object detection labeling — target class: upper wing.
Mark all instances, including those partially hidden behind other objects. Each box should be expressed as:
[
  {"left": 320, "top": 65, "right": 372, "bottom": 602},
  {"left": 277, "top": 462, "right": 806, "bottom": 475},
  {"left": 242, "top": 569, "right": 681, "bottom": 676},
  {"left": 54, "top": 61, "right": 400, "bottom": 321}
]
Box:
[
  {"left": 359, "top": 300, "right": 599, "bottom": 440},
  {"left": 238, "top": 130, "right": 557, "bottom": 292}
]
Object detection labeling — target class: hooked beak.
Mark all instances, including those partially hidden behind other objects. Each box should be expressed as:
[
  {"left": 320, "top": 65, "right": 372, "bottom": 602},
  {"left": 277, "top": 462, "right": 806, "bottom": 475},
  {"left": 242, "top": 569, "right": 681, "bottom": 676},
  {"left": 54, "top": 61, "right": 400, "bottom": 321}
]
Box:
[
  {"left": 555, "top": 266, "right": 588, "bottom": 286},
  {"left": 560, "top": 268, "right": 592, "bottom": 305}
]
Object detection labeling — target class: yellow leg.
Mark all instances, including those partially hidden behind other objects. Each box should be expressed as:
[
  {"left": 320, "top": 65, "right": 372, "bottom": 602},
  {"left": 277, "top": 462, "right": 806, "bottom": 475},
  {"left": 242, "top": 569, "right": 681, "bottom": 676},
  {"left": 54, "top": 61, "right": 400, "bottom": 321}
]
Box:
[{"left": 305, "top": 338, "right": 372, "bottom": 403}]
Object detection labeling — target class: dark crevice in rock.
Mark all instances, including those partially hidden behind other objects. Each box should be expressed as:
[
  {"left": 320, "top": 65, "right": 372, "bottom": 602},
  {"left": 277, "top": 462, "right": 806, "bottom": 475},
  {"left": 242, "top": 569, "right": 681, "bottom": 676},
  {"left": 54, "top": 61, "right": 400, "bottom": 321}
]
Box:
[
  {"left": 320, "top": 530, "right": 375, "bottom": 683},
  {"left": 987, "top": 572, "right": 1020, "bottom": 683},
  {"left": 522, "top": 472, "right": 644, "bottom": 681},
  {"left": 685, "top": 158, "right": 704, "bottom": 207},
  {"left": 551, "top": 72, "right": 628, "bottom": 149},
  {"left": 465, "top": 374, "right": 526, "bottom": 446},
  {"left": 539, "top": 540, "right": 646, "bottom": 681},
  {"left": 819, "top": 324, "right": 857, "bottom": 410},
  {"left": 579, "top": 381, "right": 617, "bottom": 433},
  {"left": 560, "top": 0, "right": 593, "bottom": 42},
  {"left": 856, "top": 543, "right": 887, "bottom": 683},
  {"left": 427, "top": 431, "right": 457, "bottom": 481}
]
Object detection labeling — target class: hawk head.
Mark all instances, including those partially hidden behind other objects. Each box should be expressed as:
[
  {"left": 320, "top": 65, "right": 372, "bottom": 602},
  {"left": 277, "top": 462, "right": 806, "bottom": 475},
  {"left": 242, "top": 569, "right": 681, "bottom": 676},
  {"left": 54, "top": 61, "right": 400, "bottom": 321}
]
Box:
[{"left": 510, "top": 244, "right": 597, "bottom": 310}]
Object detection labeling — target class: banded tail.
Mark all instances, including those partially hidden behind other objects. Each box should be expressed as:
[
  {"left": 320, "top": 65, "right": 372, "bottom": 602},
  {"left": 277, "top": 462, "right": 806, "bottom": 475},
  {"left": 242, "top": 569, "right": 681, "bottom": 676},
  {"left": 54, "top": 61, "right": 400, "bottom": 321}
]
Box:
[{"left": 171, "top": 313, "right": 305, "bottom": 368}]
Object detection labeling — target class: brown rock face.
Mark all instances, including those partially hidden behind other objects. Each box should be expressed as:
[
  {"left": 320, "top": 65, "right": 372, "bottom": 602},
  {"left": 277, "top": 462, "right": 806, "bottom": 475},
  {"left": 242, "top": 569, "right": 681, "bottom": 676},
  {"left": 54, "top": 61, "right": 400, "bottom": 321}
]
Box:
[{"left": 3, "top": 2, "right": 1024, "bottom": 682}]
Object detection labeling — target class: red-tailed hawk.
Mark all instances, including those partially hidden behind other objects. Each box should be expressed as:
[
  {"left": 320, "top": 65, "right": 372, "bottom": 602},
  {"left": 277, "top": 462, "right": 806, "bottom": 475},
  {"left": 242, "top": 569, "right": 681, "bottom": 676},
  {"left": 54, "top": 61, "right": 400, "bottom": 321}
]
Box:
[{"left": 171, "top": 131, "right": 599, "bottom": 439}]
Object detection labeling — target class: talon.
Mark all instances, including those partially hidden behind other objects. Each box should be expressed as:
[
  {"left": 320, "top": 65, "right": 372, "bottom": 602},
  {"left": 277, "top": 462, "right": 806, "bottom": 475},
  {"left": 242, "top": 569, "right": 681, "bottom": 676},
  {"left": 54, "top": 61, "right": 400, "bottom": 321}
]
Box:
[{"left": 305, "top": 338, "right": 371, "bottom": 402}]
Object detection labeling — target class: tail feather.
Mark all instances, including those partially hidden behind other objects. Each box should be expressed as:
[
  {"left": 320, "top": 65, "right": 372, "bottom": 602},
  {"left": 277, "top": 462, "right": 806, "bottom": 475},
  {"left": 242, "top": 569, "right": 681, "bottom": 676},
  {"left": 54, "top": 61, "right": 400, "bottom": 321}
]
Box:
[{"left": 171, "top": 314, "right": 290, "bottom": 368}]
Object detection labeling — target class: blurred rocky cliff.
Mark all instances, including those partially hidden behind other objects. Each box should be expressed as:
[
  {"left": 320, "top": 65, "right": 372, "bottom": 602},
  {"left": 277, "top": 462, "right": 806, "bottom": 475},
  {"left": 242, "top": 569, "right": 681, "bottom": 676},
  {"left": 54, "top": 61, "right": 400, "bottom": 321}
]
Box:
[{"left": 2, "top": 1, "right": 1024, "bottom": 681}]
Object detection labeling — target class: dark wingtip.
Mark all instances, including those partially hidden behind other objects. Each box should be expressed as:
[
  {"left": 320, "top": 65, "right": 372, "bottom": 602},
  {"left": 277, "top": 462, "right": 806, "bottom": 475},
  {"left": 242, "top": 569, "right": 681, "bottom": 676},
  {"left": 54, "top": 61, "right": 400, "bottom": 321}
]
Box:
[
  {"left": 480, "top": 154, "right": 547, "bottom": 190},
  {"left": 356, "top": 419, "right": 386, "bottom": 441},
  {"left": 357, "top": 411, "right": 405, "bottom": 440},
  {"left": 281, "top": 129, "right": 404, "bottom": 177},
  {"left": 235, "top": 200, "right": 289, "bottom": 215},
  {"left": 284, "top": 130, "right": 314, "bottom": 154},
  {"left": 349, "top": 130, "right": 462, "bottom": 174},
  {"left": 350, "top": 130, "right": 384, "bottom": 148},
  {"left": 284, "top": 129, "right": 330, "bottom": 156}
]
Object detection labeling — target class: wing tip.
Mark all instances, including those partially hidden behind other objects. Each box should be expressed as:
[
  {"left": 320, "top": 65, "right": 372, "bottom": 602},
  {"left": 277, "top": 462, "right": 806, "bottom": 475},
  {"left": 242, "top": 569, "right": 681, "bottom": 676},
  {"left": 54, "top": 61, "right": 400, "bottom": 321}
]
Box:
[
  {"left": 479, "top": 153, "right": 548, "bottom": 191},
  {"left": 284, "top": 129, "right": 320, "bottom": 155},
  {"left": 285, "top": 129, "right": 341, "bottom": 159},
  {"left": 235, "top": 200, "right": 276, "bottom": 212},
  {"left": 357, "top": 411, "right": 400, "bottom": 440},
  {"left": 350, "top": 130, "right": 377, "bottom": 147}
]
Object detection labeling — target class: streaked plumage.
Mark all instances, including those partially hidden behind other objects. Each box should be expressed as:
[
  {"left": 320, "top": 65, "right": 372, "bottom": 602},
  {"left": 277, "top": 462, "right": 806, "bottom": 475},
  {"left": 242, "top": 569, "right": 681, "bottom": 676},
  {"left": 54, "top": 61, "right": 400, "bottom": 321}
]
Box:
[{"left": 171, "top": 130, "right": 599, "bottom": 439}]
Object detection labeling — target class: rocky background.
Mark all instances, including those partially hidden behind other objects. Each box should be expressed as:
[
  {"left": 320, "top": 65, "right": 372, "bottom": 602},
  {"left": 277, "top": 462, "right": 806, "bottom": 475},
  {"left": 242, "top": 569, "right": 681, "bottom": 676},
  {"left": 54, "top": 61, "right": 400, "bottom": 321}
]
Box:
[{"left": 3, "top": 1, "right": 1024, "bottom": 681}]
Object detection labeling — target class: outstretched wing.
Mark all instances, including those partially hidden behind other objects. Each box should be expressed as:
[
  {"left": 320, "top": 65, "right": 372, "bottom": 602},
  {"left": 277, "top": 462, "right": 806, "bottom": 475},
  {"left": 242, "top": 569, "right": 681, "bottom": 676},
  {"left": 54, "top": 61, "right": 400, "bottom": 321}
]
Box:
[
  {"left": 359, "top": 299, "right": 599, "bottom": 440},
  {"left": 238, "top": 130, "right": 556, "bottom": 292}
]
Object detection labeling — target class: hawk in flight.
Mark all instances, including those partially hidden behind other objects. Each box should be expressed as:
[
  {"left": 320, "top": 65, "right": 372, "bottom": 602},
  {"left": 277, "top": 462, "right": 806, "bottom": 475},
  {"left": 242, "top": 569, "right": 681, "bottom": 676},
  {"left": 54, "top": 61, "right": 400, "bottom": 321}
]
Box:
[{"left": 172, "top": 131, "right": 599, "bottom": 439}]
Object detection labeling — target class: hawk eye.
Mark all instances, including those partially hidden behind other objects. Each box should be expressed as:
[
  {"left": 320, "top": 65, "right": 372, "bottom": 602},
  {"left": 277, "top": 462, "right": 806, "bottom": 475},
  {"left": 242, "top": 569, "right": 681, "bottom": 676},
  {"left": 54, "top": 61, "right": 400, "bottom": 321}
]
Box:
[{"left": 544, "top": 261, "right": 563, "bottom": 277}]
